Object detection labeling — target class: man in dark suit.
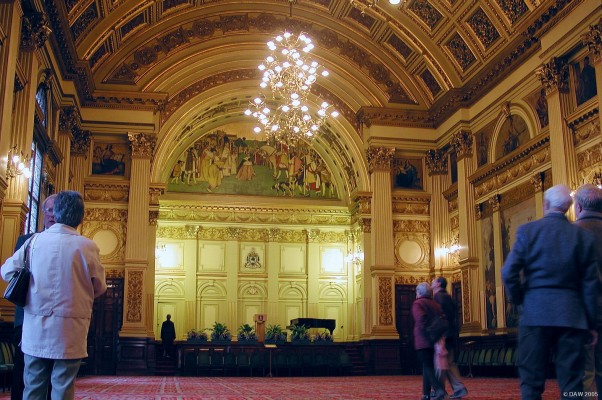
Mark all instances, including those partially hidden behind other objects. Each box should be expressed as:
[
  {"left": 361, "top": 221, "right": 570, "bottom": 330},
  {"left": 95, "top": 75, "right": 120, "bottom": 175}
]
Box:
[
  {"left": 432, "top": 277, "right": 468, "bottom": 399},
  {"left": 161, "top": 314, "right": 176, "bottom": 358},
  {"left": 575, "top": 184, "right": 602, "bottom": 399},
  {"left": 11, "top": 194, "right": 56, "bottom": 400},
  {"left": 502, "top": 184, "right": 598, "bottom": 399}
]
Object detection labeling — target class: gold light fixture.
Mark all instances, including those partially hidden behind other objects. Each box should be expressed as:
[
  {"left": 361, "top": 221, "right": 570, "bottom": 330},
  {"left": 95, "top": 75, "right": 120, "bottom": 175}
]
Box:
[
  {"left": 5, "top": 145, "right": 31, "bottom": 179},
  {"left": 246, "top": 32, "right": 338, "bottom": 147}
]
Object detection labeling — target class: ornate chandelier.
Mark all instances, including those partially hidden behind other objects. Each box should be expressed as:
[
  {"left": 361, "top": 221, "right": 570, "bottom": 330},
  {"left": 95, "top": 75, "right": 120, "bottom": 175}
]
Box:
[{"left": 246, "top": 32, "right": 338, "bottom": 146}]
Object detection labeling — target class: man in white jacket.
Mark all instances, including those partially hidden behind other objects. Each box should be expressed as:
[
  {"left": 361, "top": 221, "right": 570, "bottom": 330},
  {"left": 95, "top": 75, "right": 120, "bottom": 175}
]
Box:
[{"left": 1, "top": 190, "right": 107, "bottom": 399}]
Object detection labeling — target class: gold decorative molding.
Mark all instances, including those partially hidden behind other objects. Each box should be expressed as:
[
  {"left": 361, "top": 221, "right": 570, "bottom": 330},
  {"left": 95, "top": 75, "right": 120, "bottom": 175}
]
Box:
[
  {"left": 84, "top": 208, "right": 128, "bottom": 222},
  {"left": 58, "top": 106, "right": 80, "bottom": 134},
  {"left": 366, "top": 147, "right": 395, "bottom": 173},
  {"left": 395, "top": 275, "right": 428, "bottom": 285},
  {"left": 462, "top": 269, "right": 471, "bottom": 322},
  {"left": 354, "top": 192, "right": 372, "bottom": 215},
  {"left": 425, "top": 149, "right": 448, "bottom": 176},
  {"left": 393, "top": 220, "right": 430, "bottom": 233},
  {"left": 451, "top": 130, "right": 473, "bottom": 160},
  {"left": 450, "top": 272, "right": 461, "bottom": 283},
  {"left": 577, "top": 143, "right": 602, "bottom": 171},
  {"left": 530, "top": 172, "right": 544, "bottom": 192},
  {"left": 573, "top": 119, "right": 600, "bottom": 147},
  {"left": 448, "top": 198, "right": 458, "bottom": 213},
  {"left": 149, "top": 211, "right": 159, "bottom": 226},
  {"left": 84, "top": 182, "right": 130, "bottom": 202},
  {"left": 126, "top": 270, "right": 143, "bottom": 323},
  {"left": 149, "top": 185, "right": 166, "bottom": 206},
  {"left": 81, "top": 221, "right": 126, "bottom": 263},
  {"left": 450, "top": 215, "right": 459, "bottom": 231},
  {"left": 489, "top": 194, "right": 501, "bottom": 212},
  {"left": 394, "top": 233, "right": 430, "bottom": 270},
  {"left": 536, "top": 57, "right": 569, "bottom": 95},
  {"left": 359, "top": 217, "right": 371, "bottom": 233},
  {"left": 20, "top": 11, "right": 51, "bottom": 51},
  {"left": 378, "top": 277, "right": 393, "bottom": 326},
  {"left": 582, "top": 18, "right": 602, "bottom": 63},
  {"left": 106, "top": 268, "right": 125, "bottom": 279},
  {"left": 71, "top": 129, "right": 91, "bottom": 157},
  {"left": 128, "top": 132, "right": 156, "bottom": 159},
  {"left": 159, "top": 204, "right": 351, "bottom": 226},
  {"left": 392, "top": 193, "right": 430, "bottom": 215},
  {"left": 475, "top": 204, "right": 482, "bottom": 220}
]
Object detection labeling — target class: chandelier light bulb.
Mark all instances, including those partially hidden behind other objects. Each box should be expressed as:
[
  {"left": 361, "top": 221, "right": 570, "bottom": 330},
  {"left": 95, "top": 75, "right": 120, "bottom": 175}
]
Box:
[
  {"left": 321, "top": 101, "right": 329, "bottom": 108},
  {"left": 331, "top": 111, "right": 340, "bottom": 117},
  {"left": 12, "top": 154, "right": 20, "bottom": 163},
  {"left": 390, "top": 0, "right": 401, "bottom": 4},
  {"left": 321, "top": 70, "right": 329, "bottom": 77},
  {"left": 284, "top": 32, "right": 291, "bottom": 38},
  {"left": 254, "top": 98, "right": 263, "bottom": 104},
  {"left": 244, "top": 109, "right": 252, "bottom": 115}
]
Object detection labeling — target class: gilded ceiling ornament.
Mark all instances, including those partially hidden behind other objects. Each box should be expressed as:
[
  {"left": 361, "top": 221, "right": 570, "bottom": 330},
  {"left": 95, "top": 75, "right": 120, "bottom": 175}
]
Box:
[
  {"left": 489, "top": 194, "right": 501, "bottom": 212},
  {"left": 128, "top": 133, "right": 156, "bottom": 159},
  {"left": 70, "top": 129, "right": 91, "bottom": 157},
  {"left": 451, "top": 130, "right": 473, "bottom": 160},
  {"left": 244, "top": 249, "right": 262, "bottom": 269},
  {"left": 425, "top": 149, "right": 448, "bottom": 176},
  {"left": 20, "top": 11, "right": 52, "bottom": 51},
  {"left": 582, "top": 18, "right": 602, "bottom": 62},
  {"left": 536, "top": 57, "right": 569, "bottom": 94},
  {"left": 366, "top": 147, "right": 395, "bottom": 173},
  {"left": 59, "top": 106, "right": 80, "bottom": 134}
]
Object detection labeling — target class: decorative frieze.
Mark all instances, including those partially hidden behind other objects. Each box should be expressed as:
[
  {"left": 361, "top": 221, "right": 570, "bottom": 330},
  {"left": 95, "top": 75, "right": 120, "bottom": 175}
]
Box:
[
  {"left": 378, "top": 277, "right": 393, "bottom": 325},
  {"left": 70, "top": 129, "right": 91, "bottom": 157},
  {"left": 84, "top": 208, "right": 128, "bottom": 222},
  {"left": 126, "top": 271, "right": 143, "bottom": 323},
  {"left": 392, "top": 194, "right": 430, "bottom": 215},
  {"left": 392, "top": 220, "right": 430, "bottom": 233},
  {"left": 577, "top": 143, "right": 602, "bottom": 171},
  {"left": 128, "top": 133, "right": 156, "bottom": 159},
  {"left": 395, "top": 275, "right": 428, "bottom": 285},
  {"left": 582, "top": 18, "right": 602, "bottom": 63},
  {"left": 451, "top": 130, "right": 473, "bottom": 160},
  {"left": 106, "top": 269, "right": 125, "bottom": 279},
  {"left": 462, "top": 269, "right": 471, "bottom": 322},
  {"left": 84, "top": 182, "right": 130, "bottom": 202},
  {"left": 425, "top": 149, "right": 448, "bottom": 176},
  {"left": 366, "top": 147, "right": 395, "bottom": 173},
  {"left": 536, "top": 57, "right": 569, "bottom": 94},
  {"left": 20, "top": 12, "right": 51, "bottom": 51}
]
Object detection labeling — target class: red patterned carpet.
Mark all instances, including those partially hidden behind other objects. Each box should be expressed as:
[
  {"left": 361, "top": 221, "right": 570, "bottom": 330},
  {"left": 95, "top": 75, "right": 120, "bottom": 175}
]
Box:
[{"left": 0, "top": 375, "right": 561, "bottom": 399}]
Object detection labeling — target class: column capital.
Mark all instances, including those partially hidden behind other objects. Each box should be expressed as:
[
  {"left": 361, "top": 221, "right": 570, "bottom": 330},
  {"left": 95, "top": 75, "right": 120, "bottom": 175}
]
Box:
[
  {"left": 536, "top": 57, "right": 569, "bottom": 95},
  {"left": 70, "top": 128, "right": 90, "bottom": 157},
  {"left": 59, "top": 106, "right": 80, "bottom": 136},
  {"left": 488, "top": 194, "right": 501, "bottom": 212},
  {"left": 425, "top": 149, "right": 448, "bottom": 176},
  {"left": 128, "top": 133, "right": 156, "bottom": 159},
  {"left": 530, "top": 172, "right": 544, "bottom": 192},
  {"left": 366, "top": 147, "right": 395, "bottom": 173},
  {"left": 20, "top": 11, "right": 51, "bottom": 51},
  {"left": 474, "top": 203, "right": 482, "bottom": 220},
  {"left": 582, "top": 18, "right": 602, "bottom": 64},
  {"left": 451, "top": 129, "right": 473, "bottom": 160}
]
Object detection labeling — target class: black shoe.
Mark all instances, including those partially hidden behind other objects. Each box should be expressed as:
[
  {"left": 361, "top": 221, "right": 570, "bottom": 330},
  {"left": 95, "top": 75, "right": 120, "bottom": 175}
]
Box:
[{"left": 450, "top": 388, "right": 468, "bottom": 399}]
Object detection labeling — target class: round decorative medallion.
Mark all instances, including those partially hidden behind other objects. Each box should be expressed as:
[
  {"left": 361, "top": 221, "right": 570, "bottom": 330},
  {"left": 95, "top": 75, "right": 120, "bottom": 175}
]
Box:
[
  {"left": 92, "top": 229, "right": 119, "bottom": 257},
  {"left": 398, "top": 240, "right": 422, "bottom": 265}
]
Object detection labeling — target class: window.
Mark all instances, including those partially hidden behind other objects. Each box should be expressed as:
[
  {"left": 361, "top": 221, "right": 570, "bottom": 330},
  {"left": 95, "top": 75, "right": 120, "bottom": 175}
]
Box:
[
  {"left": 35, "top": 84, "right": 47, "bottom": 127},
  {"left": 24, "top": 141, "right": 43, "bottom": 235}
]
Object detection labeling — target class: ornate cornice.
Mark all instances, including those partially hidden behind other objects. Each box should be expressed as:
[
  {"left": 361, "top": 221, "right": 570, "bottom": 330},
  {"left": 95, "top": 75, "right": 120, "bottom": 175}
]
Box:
[
  {"left": 536, "top": 57, "right": 569, "bottom": 95},
  {"left": 392, "top": 220, "right": 430, "bottom": 233},
  {"left": 356, "top": 107, "right": 434, "bottom": 129},
  {"left": 392, "top": 193, "right": 430, "bottom": 215},
  {"left": 128, "top": 133, "right": 156, "bottom": 159},
  {"left": 20, "top": 11, "right": 51, "bottom": 51},
  {"left": 442, "top": 184, "right": 458, "bottom": 203},
  {"left": 84, "top": 208, "right": 128, "bottom": 222},
  {"left": 366, "top": 147, "right": 395, "bottom": 173},
  {"left": 425, "top": 149, "right": 448, "bottom": 176},
  {"left": 159, "top": 204, "right": 351, "bottom": 226},
  {"left": 582, "top": 18, "right": 602, "bottom": 63},
  {"left": 70, "top": 128, "right": 91, "bottom": 156},
  {"left": 451, "top": 130, "right": 473, "bottom": 160},
  {"left": 84, "top": 182, "right": 130, "bottom": 202}
]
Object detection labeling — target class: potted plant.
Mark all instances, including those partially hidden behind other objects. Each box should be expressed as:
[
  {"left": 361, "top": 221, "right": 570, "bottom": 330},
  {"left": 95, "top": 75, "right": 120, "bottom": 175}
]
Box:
[
  {"left": 313, "top": 329, "right": 333, "bottom": 344},
  {"left": 186, "top": 328, "right": 208, "bottom": 342},
  {"left": 265, "top": 324, "right": 287, "bottom": 344},
  {"left": 290, "top": 324, "right": 310, "bottom": 344},
  {"left": 237, "top": 323, "right": 258, "bottom": 342},
  {"left": 210, "top": 321, "right": 232, "bottom": 343}
]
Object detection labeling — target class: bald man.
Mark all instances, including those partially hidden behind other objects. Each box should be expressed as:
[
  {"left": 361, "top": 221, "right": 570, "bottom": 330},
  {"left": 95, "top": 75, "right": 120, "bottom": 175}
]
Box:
[{"left": 502, "top": 184, "right": 599, "bottom": 399}]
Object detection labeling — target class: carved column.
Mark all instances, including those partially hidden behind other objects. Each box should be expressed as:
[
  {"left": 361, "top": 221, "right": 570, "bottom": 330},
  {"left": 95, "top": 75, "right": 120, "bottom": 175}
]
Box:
[
  {"left": 425, "top": 149, "right": 449, "bottom": 274},
  {"left": 147, "top": 184, "right": 164, "bottom": 337},
  {"left": 366, "top": 147, "right": 396, "bottom": 337},
  {"left": 488, "top": 194, "right": 505, "bottom": 331},
  {"left": 121, "top": 133, "right": 156, "bottom": 338},
  {"left": 536, "top": 57, "right": 577, "bottom": 186},
  {"left": 55, "top": 106, "right": 79, "bottom": 191},
  {"left": 69, "top": 129, "right": 90, "bottom": 194},
  {"left": 355, "top": 193, "right": 372, "bottom": 338},
  {"left": 451, "top": 130, "right": 480, "bottom": 332},
  {"left": 582, "top": 18, "right": 602, "bottom": 111}
]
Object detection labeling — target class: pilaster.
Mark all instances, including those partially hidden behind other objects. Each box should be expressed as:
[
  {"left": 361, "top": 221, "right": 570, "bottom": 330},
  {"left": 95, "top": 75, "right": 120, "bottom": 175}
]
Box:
[
  {"left": 425, "top": 149, "right": 449, "bottom": 274},
  {"left": 69, "top": 128, "right": 90, "bottom": 193},
  {"left": 489, "top": 194, "right": 504, "bottom": 331},
  {"left": 55, "top": 106, "right": 79, "bottom": 191},
  {"left": 582, "top": 18, "right": 602, "bottom": 108},
  {"left": 536, "top": 57, "right": 577, "bottom": 186},
  {"left": 531, "top": 172, "right": 545, "bottom": 219}
]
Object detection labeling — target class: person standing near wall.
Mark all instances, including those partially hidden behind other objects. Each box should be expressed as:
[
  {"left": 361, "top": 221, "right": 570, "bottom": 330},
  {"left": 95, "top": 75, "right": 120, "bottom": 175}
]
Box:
[
  {"left": 1, "top": 190, "right": 107, "bottom": 399},
  {"left": 161, "top": 314, "right": 176, "bottom": 358},
  {"left": 574, "top": 184, "right": 602, "bottom": 399}
]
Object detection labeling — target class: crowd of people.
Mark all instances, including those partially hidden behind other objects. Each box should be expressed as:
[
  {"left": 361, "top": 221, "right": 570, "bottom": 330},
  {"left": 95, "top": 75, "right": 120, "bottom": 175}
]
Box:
[{"left": 413, "top": 183, "right": 602, "bottom": 400}]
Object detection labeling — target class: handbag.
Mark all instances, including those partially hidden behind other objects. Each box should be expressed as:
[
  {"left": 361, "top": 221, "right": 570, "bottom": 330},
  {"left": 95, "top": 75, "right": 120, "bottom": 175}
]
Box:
[{"left": 3, "top": 235, "right": 35, "bottom": 307}]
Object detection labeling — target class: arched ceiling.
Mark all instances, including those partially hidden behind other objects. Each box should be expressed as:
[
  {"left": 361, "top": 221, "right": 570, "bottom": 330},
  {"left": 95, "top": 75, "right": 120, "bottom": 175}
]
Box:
[{"left": 43, "top": 0, "right": 570, "bottom": 128}]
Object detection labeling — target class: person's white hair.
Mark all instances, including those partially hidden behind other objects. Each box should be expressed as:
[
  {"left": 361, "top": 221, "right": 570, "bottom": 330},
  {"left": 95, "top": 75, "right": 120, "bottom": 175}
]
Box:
[
  {"left": 416, "top": 282, "right": 432, "bottom": 298},
  {"left": 544, "top": 184, "right": 572, "bottom": 213}
]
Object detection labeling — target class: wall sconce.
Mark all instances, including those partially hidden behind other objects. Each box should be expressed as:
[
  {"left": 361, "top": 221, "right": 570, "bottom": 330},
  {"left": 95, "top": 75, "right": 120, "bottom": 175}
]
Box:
[
  {"left": 5, "top": 145, "right": 31, "bottom": 179},
  {"left": 435, "top": 237, "right": 461, "bottom": 257},
  {"left": 345, "top": 245, "right": 364, "bottom": 266}
]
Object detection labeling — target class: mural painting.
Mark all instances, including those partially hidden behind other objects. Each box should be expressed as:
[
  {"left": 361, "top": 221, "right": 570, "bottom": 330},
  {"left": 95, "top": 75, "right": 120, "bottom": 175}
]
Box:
[
  {"left": 532, "top": 89, "right": 549, "bottom": 130},
  {"left": 495, "top": 114, "right": 529, "bottom": 160},
  {"left": 92, "top": 142, "right": 129, "bottom": 176},
  {"left": 481, "top": 216, "right": 496, "bottom": 330},
  {"left": 392, "top": 158, "right": 422, "bottom": 190},
  {"left": 500, "top": 197, "right": 536, "bottom": 328},
  {"left": 573, "top": 55, "right": 597, "bottom": 107},
  {"left": 167, "top": 130, "right": 339, "bottom": 199},
  {"left": 475, "top": 122, "right": 495, "bottom": 168}
]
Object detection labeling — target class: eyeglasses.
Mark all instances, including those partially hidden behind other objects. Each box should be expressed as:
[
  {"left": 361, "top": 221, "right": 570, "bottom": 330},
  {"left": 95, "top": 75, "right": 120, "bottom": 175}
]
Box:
[{"left": 43, "top": 208, "right": 54, "bottom": 215}]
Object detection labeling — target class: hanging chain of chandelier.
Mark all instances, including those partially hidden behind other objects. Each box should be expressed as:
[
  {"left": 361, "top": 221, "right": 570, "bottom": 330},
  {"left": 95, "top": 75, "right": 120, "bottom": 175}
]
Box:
[{"left": 245, "top": 32, "right": 338, "bottom": 147}]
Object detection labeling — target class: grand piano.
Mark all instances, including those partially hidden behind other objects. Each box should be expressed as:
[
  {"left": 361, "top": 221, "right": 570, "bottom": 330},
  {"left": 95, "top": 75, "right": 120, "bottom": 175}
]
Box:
[{"left": 288, "top": 318, "right": 336, "bottom": 335}]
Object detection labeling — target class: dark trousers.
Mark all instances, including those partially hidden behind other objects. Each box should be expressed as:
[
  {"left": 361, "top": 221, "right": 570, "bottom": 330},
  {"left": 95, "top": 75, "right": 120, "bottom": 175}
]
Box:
[
  {"left": 519, "top": 325, "right": 585, "bottom": 400},
  {"left": 416, "top": 348, "right": 446, "bottom": 399},
  {"left": 163, "top": 340, "right": 174, "bottom": 357}
]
